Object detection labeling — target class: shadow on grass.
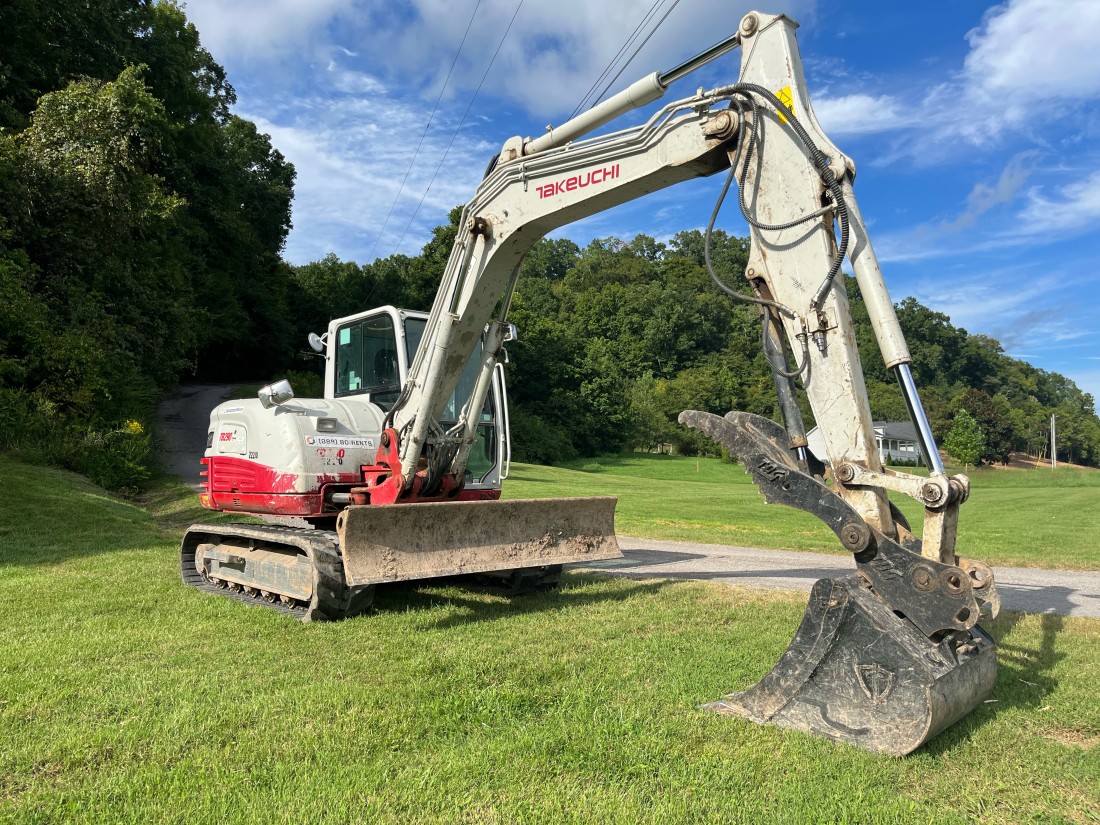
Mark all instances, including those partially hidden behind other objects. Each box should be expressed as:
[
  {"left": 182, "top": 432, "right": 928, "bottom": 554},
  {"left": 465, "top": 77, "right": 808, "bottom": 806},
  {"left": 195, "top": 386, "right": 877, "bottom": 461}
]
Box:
[
  {"left": 920, "top": 610, "right": 1065, "bottom": 755},
  {"left": 0, "top": 486, "right": 257, "bottom": 569},
  {"left": 0, "top": 452, "right": 260, "bottom": 568},
  {"left": 370, "top": 574, "right": 673, "bottom": 630}
]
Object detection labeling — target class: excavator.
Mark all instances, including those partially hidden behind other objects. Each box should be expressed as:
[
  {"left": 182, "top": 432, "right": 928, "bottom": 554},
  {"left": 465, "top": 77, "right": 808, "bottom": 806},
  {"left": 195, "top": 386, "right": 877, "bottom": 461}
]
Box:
[{"left": 181, "top": 11, "right": 1000, "bottom": 755}]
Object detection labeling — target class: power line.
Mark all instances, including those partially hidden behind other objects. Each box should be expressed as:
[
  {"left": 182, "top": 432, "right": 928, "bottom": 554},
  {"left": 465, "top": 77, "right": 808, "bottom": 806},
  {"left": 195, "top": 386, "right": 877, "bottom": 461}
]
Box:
[
  {"left": 391, "top": 0, "right": 526, "bottom": 256},
  {"left": 568, "top": 0, "right": 666, "bottom": 120},
  {"left": 590, "top": 0, "right": 683, "bottom": 108},
  {"left": 366, "top": 0, "right": 483, "bottom": 263}
]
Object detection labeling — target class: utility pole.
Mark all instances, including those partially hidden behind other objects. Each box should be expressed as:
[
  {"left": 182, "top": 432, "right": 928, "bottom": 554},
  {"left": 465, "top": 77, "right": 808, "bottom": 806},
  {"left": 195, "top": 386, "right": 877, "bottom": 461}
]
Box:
[{"left": 1051, "top": 413, "right": 1057, "bottom": 470}]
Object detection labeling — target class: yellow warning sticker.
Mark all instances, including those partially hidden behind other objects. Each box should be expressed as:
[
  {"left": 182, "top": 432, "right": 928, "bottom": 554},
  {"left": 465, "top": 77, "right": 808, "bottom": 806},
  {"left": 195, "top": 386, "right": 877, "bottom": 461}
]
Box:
[{"left": 776, "top": 85, "right": 795, "bottom": 124}]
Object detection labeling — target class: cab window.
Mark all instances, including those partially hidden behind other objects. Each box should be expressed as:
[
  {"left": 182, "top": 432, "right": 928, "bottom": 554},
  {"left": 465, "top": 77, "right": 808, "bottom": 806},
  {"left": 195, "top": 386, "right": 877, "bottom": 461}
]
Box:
[{"left": 335, "top": 315, "right": 400, "bottom": 405}]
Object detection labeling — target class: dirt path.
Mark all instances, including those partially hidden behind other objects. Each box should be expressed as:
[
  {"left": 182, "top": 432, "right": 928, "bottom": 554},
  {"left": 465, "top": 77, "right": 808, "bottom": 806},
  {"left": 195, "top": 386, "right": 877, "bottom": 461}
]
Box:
[{"left": 156, "top": 384, "right": 237, "bottom": 490}]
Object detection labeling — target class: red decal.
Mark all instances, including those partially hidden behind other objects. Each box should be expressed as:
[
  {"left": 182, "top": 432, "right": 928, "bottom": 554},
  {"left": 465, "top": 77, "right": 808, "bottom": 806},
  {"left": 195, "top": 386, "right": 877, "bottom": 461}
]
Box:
[
  {"left": 536, "top": 164, "right": 619, "bottom": 199},
  {"left": 202, "top": 455, "right": 360, "bottom": 517},
  {"left": 219, "top": 432, "right": 233, "bottom": 442}
]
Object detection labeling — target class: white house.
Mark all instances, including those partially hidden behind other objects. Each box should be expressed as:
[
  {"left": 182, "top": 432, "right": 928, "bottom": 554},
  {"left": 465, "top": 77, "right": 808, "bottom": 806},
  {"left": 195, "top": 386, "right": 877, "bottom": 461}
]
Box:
[{"left": 806, "top": 421, "right": 923, "bottom": 465}]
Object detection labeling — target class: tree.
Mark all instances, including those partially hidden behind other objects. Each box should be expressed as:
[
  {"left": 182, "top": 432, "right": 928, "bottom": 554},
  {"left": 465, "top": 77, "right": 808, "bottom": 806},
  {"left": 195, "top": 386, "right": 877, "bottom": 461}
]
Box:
[
  {"left": 0, "top": 1, "right": 306, "bottom": 488},
  {"left": 519, "top": 237, "right": 580, "bottom": 281},
  {"left": 952, "top": 388, "right": 1014, "bottom": 464},
  {"left": 12, "top": 66, "right": 189, "bottom": 415},
  {"left": 944, "top": 410, "right": 985, "bottom": 468},
  {"left": 627, "top": 373, "right": 673, "bottom": 451}
]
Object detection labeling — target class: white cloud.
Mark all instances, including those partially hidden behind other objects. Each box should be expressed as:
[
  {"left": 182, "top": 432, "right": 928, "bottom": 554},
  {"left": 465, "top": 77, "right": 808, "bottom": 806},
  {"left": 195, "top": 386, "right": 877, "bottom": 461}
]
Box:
[
  {"left": 337, "top": 0, "right": 758, "bottom": 118},
  {"left": 1017, "top": 169, "right": 1100, "bottom": 234},
  {"left": 910, "top": 270, "right": 1051, "bottom": 330},
  {"left": 871, "top": 154, "right": 1100, "bottom": 265},
  {"left": 963, "top": 0, "right": 1100, "bottom": 103},
  {"left": 812, "top": 0, "right": 1100, "bottom": 162},
  {"left": 183, "top": 0, "right": 356, "bottom": 63},
  {"left": 942, "top": 151, "right": 1037, "bottom": 230},
  {"left": 183, "top": 0, "right": 821, "bottom": 266},
  {"left": 894, "top": 263, "right": 1100, "bottom": 412},
  {"left": 812, "top": 93, "right": 916, "bottom": 138},
  {"left": 241, "top": 92, "right": 495, "bottom": 265},
  {"left": 891, "top": 262, "right": 1100, "bottom": 405},
  {"left": 188, "top": 0, "right": 817, "bottom": 119}
]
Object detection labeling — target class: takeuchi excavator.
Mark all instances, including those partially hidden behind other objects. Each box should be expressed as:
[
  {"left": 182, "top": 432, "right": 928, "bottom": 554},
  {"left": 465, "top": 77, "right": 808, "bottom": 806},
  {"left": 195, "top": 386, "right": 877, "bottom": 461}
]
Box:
[{"left": 181, "top": 11, "right": 1000, "bottom": 755}]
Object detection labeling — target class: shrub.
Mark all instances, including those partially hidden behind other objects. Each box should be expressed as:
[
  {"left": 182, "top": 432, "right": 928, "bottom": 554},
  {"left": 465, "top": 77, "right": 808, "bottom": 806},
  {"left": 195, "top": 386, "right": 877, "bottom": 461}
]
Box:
[
  {"left": 0, "top": 387, "right": 152, "bottom": 493},
  {"left": 283, "top": 368, "right": 324, "bottom": 399},
  {"left": 509, "top": 408, "right": 578, "bottom": 465}
]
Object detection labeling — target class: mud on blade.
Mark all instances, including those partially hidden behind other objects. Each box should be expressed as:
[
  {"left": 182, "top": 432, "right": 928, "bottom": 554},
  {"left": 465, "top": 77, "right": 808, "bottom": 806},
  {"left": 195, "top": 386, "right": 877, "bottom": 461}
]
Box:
[{"left": 336, "top": 497, "right": 622, "bottom": 586}]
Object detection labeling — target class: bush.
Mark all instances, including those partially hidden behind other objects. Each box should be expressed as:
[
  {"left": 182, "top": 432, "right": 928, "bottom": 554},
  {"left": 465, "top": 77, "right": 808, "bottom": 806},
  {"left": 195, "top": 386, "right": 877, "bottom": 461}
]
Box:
[
  {"left": 885, "top": 456, "right": 921, "bottom": 468},
  {"left": 0, "top": 387, "right": 152, "bottom": 493},
  {"left": 665, "top": 423, "right": 725, "bottom": 458},
  {"left": 283, "top": 368, "right": 324, "bottom": 399},
  {"left": 71, "top": 422, "right": 153, "bottom": 491},
  {"left": 509, "top": 408, "right": 578, "bottom": 465}
]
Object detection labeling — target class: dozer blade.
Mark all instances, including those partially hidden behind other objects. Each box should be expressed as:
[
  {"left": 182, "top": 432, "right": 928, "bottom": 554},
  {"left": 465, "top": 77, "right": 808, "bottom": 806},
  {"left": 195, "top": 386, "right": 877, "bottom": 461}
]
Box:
[
  {"left": 706, "top": 575, "right": 996, "bottom": 756},
  {"left": 336, "top": 497, "right": 622, "bottom": 587}
]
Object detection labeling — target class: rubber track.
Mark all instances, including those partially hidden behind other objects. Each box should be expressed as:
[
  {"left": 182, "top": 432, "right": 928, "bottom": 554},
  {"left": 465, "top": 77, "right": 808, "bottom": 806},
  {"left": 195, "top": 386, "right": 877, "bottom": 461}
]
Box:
[{"left": 181, "top": 523, "right": 375, "bottom": 622}]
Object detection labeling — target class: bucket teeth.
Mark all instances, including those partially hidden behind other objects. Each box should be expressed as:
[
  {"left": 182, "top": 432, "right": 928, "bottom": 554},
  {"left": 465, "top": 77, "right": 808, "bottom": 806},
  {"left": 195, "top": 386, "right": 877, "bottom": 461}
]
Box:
[{"left": 707, "top": 575, "right": 996, "bottom": 755}]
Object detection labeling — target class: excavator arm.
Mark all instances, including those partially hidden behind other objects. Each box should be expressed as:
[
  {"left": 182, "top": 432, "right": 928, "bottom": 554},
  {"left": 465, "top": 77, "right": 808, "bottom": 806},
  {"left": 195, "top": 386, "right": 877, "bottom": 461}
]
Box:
[
  {"left": 339, "top": 11, "right": 999, "bottom": 754},
  {"left": 379, "top": 75, "right": 734, "bottom": 497}
]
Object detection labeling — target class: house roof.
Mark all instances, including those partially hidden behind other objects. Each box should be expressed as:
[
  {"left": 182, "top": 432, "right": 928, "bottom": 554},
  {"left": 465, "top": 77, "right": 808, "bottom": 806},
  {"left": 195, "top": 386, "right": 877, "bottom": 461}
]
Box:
[{"left": 873, "top": 421, "right": 920, "bottom": 442}]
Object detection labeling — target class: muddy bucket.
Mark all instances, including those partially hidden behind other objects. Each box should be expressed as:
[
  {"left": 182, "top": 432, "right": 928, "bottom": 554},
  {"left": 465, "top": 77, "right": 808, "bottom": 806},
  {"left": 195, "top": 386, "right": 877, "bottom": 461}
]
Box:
[
  {"left": 336, "top": 497, "right": 622, "bottom": 586},
  {"left": 706, "top": 574, "right": 997, "bottom": 755}
]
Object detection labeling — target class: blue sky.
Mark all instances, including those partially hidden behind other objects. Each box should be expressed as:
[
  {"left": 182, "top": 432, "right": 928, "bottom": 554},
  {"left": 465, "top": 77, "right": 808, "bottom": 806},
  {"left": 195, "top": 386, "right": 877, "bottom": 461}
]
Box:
[{"left": 183, "top": 0, "right": 1100, "bottom": 410}]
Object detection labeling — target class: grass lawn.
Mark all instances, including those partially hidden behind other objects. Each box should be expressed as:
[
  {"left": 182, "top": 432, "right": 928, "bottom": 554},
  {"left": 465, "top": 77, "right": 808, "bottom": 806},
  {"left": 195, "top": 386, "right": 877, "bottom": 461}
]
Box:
[
  {"left": 1, "top": 454, "right": 1099, "bottom": 823},
  {"left": 501, "top": 453, "right": 1100, "bottom": 570}
]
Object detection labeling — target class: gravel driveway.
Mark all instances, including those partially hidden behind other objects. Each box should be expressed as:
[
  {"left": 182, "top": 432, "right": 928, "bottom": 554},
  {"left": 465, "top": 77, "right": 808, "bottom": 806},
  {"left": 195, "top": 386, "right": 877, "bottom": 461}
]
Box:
[{"left": 583, "top": 537, "right": 1100, "bottom": 618}]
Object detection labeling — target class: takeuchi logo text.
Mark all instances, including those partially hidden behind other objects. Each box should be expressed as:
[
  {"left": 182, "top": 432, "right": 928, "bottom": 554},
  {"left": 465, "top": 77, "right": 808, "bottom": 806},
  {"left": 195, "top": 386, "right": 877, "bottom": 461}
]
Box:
[{"left": 536, "top": 164, "right": 620, "bottom": 199}]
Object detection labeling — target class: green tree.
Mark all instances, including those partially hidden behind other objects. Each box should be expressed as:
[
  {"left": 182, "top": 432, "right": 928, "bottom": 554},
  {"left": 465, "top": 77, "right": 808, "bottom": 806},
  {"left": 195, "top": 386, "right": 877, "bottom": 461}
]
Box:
[
  {"left": 944, "top": 409, "right": 985, "bottom": 468},
  {"left": 627, "top": 373, "right": 673, "bottom": 451},
  {"left": 12, "top": 66, "right": 189, "bottom": 415},
  {"left": 0, "top": 1, "right": 300, "bottom": 488},
  {"left": 519, "top": 237, "right": 580, "bottom": 281},
  {"left": 952, "top": 388, "right": 1014, "bottom": 464}
]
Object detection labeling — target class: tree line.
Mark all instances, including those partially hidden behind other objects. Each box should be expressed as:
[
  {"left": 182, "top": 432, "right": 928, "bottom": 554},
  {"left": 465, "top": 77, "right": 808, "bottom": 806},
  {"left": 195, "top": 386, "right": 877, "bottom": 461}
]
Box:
[
  {"left": 0, "top": 0, "right": 297, "bottom": 486},
  {"left": 1, "top": 1, "right": 1097, "bottom": 489},
  {"left": 294, "top": 217, "right": 1100, "bottom": 469}
]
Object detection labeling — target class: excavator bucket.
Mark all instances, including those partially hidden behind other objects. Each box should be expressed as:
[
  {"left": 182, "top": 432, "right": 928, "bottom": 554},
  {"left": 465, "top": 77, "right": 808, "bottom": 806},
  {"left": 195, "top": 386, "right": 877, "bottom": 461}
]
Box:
[
  {"left": 336, "top": 497, "right": 622, "bottom": 586},
  {"left": 706, "top": 575, "right": 996, "bottom": 755},
  {"left": 680, "top": 409, "right": 998, "bottom": 754}
]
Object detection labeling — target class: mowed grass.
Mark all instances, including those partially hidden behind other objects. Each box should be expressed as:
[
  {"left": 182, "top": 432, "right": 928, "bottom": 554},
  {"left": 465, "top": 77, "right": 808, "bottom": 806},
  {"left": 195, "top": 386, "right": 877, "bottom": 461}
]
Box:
[
  {"left": 502, "top": 453, "right": 1100, "bottom": 570},
  {"left": 2, "top": 454, "right": 1100, "bottom": 823}
]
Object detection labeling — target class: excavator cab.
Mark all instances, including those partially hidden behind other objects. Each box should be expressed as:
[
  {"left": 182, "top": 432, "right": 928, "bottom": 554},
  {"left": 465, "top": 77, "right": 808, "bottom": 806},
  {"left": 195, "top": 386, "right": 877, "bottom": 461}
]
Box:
[{"left": 328, "top": 306, "right": 511, "bottom": 488}]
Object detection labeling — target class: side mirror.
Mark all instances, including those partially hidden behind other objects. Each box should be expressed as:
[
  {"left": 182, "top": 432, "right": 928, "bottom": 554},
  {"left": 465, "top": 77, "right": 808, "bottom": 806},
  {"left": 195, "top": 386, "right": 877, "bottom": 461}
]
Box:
[
  {"left": 258, "top": 379, "right": 295, "bottom": 409},
  {"left": 307, "top": 332, "right": 326, "bottom": 353}
]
